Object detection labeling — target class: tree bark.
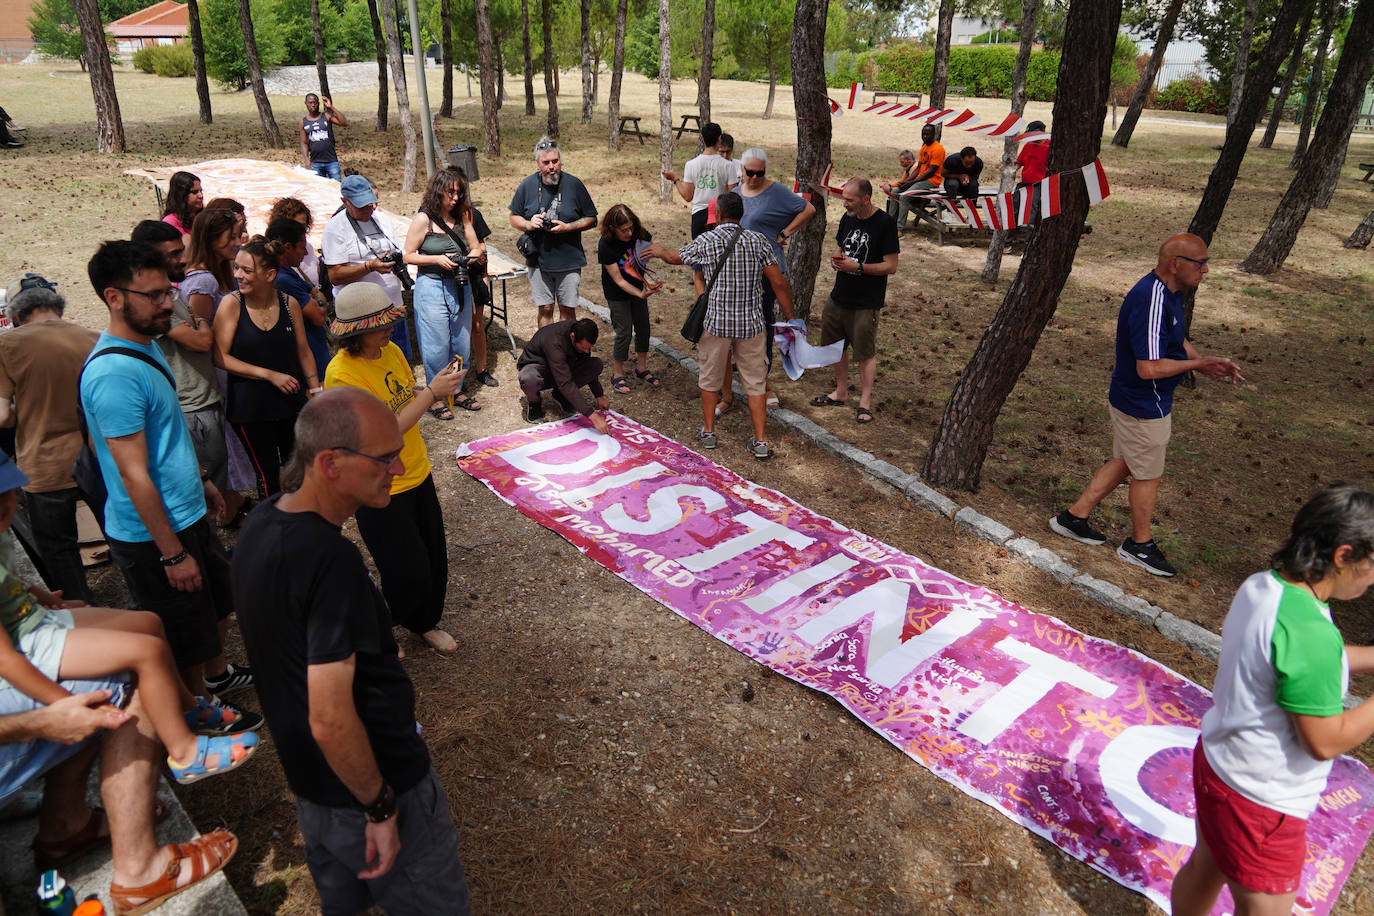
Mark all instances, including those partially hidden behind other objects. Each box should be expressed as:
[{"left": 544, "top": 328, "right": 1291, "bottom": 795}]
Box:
[
  {"left": 1111, "top": 0, "right": 1182, "bottom": 148},
  {"left": 657, "top": 0, "right": 672, "bottom": 202},
  {"left": 74, "top": 0, "right": 125, "bottom": 152},
  {"left": 368, "top": 0, "right": 389, "bottom": 130},
  {"left": 698, "top": 0, "right": 714, "bottom": 125},
  {"left": 1239, "top": 0, "right": 1374, "bottom": 273},
  {"left": 378, "top": 0, "right": 418, "bottom": 190},
  {"left": 788, "top": 0, "right": 831, "bottom": 321},
  {"left": 1312, "top": 103, "right": 1358, "bottom": 207},
  {"left": 496, "top": 40, "right": 506, "bottom": 106},
  {"left": 187, "top": 0, "right": 212, "bottom": 124},
  {"left": 522, "top": 0, "right": 536, "bottom": 115},
  {"left": 607, "top": 0, "right": 629, "bottom": 149},
  {"left": 1345, "top": 204, "right": 1374, "bottom": 248},
  {"left": 475, "top": 0, "right": 501, "bottom": 155},
  {"left": 311, "top": 0, "right": 331, "bottom": 100},
  {"left": 543, "top": 0, "right": 559, "bottom": 137},
  {"left": 580, "top": 0, "right": 594, "bottom": 121},
  {"left": 1291, "top": 0, "right": 1335, "bottom": 167},
  {"left": 764, "top": 68, "right": 777, "bottom": 119},
  {"left": 1226, "top": 0, "right": 1260, "bottom": 129},
  {"left": 1259, "top": 4, "right": 1312, "bottom": 148},
  {"left": 982, "top": 0, "right": 1040, "bottom": 286},
  {"left": 238, "top": 0, "right": 282, "bottom": 147},
  {"left": 923, "top": 0, "right": 1123, "bottom": 491},
  {"left": 440, "top": 0, "right": 453, "bottom": 117}
]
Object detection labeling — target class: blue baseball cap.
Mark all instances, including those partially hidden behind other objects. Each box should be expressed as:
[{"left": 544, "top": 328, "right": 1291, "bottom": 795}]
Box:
[
  {"left": 340, "top": 174, "right": 378, "bottom": 207},
  {"left": 0, "top": 452, "right": 29, "bottom": 493}
]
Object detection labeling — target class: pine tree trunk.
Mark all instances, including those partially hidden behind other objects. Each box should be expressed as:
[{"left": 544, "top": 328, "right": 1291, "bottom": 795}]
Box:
[
  {"left": 924, "top": 0, "right": 1124, "bottom": 491},
  {"left": 607, "top": 0, "right": 629, "bottom": 150},
  {"left": 74, "top": 0, "right": 125, "bottom": 152},
  {"left": 543, "top": 0, "right": 558, "bottom": 137},
  {"left": 1111, "top": 0, "right": 1181, "bottom": 148},
  {"left": 440, "top": 0, "right": 453, "bottom": 116},
  {"left": 763, "top": 68, "right": 776, "bottom": 119},
  {"left": 311, "top": 0, "right": 331, "bottom": 99},
  {"left": 982, "top": 0, "right": 1040, "bottom": 286},
  {"left": 475, "top": 0, "right": 501, "bottom": 155},
  {"left": 788, "top": 0, "right": 830, "bottom": 321},
  {"left": 1313, "top": 104, "right": 1358, "bottom": 207},
  {"left": 931, "top": 0, "right": 953, "bottom": 113},
  {"left": 522, "top": 0, "right": 535, "bottom": 115},
  {"left": 378, "top": 0, "right": 417, "bottom": 190},
  {"left": 1259, "top": 5, "right": 1311, "bottom": 149},
  {"left": 581, "top": 0, "right": 593, "bottom": 122},
  {"left": 496, "top": 40, "right": 506, "bottom": 106},
  {"left": 697, "top": 0, "right": 714, "bottom": 125},
  {"left": 369, "top": 0, "right": 389, "bottom": 130},
  {"left": 1345, "top": 204, "right": 1374, "bottom": 248},
  {"left": 187, "top": 0, "right": 213, "bottom": 124},
  {"left": 657, "top": 0, "right": 672, "bottom": 202},
  {"left": 1239, "top": 0, "right": 1374, "bottom": 274},
  {"left": 1291, "top": 0, "right": 1335, "bottom": 168},
  {"left": 238, "top": 0, "right": 281, "bottom": 147},
  {"left": 1226, "top": 0, "right": 1260, "bottom": 129}
]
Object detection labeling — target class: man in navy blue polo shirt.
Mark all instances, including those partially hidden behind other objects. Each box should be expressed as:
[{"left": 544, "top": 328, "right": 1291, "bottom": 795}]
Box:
[{"left": 1048, "top": 233, "right": 1244, "bottom": 577}]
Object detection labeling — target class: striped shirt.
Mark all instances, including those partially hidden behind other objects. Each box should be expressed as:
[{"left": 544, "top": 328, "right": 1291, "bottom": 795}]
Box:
[{"left": 678, "top": 223, "right": 777, "bottom": 339}]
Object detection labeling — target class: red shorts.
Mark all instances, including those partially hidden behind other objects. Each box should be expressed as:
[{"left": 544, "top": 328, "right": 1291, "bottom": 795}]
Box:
[{"left": 1193, "top": 741, "right": 1308, "bottom": 895}]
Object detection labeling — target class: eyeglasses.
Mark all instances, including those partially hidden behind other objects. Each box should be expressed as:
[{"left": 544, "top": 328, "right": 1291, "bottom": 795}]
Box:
[
  {"left": 744, "top": 168, "right": 766, "bottom": 178},
  {"left": 115, "top": 286, "right": 175, "bottom": 304},
  {"left": 329, "top": 445, "right": 402, "bottom": 468},
  {"left": 17, "top": 273, "right": 56, "bottom": 292},
  {"left": 535, "top": 140, "right": 559, "bottom": 152},
  {"left": 1176, "top": 255, "right": 1209, "bottom": 266},
  {"left": 444, "top": 187, "right": 463, "bottom": 198}
]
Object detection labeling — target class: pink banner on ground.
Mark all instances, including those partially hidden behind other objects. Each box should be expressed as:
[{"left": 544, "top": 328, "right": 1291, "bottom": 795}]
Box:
[{"left": 456, "top": 414, "right": 1374, "bottom": 914}]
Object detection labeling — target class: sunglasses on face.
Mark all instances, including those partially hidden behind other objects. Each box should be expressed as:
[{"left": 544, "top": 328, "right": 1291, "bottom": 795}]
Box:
[
  {"left": 17, "top": 273, "right": 56, "bottom": 293},
  {"left": 744, "top": 168, "right": 766, "bottom": 178}
]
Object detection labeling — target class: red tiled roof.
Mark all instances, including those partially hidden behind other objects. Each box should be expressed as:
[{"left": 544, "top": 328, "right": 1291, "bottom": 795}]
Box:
[{"left": 107, "top": 1, "right": 188, "bottom": 36}]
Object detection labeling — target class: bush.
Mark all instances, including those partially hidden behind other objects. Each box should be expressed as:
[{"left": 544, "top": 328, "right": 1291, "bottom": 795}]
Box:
[
  {"left": 827, "top": 43, "right": 1060, "bottom": 101},
  {"left": 133, "top": 43, "right": 194, "bottom": 77},
  {"left": 1153, "top": 76, "right": 1227, "bottom": 115}
]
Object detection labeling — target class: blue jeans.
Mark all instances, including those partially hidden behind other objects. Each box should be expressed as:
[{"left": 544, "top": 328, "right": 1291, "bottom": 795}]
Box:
[
  {"left": 414, "top": 274, "right": 472, "bottom": 385},
  {"left": 312, "top": 160, "right": 342, "bottom": 181},
  {"left": 0, "top": 675, "right": 127, "bottom": 800}
]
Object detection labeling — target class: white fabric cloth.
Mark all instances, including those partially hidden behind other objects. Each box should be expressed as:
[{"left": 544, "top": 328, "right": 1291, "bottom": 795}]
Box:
[{"left": 773, "top": 319, "right": 844, "bottom": 381}]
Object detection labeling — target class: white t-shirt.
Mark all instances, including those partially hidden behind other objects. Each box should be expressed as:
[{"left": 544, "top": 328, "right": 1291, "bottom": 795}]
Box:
[
  {"left": 683, "top": 152, "right": 738, "bottom": 214},
  {"left": 1201, "top": 570, "right": 1349, "bottom": 818},
  {"left": 320, "top": 210, "right": 406, "bottom": 307}
]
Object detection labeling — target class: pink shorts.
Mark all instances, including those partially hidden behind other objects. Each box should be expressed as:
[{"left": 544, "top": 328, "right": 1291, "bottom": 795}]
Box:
[{"left": 1194, "top": 741, "right": 1307, "bottom": 895}]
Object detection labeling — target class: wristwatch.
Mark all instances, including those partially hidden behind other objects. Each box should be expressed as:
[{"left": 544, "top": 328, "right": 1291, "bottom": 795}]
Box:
[{"left": 363, "top": 783, "right": 397, "bottom": 823}]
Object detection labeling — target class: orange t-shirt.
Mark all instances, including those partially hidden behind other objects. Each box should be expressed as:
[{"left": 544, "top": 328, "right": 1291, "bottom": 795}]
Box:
[{"left": 917, "top": 141, "right": 945, "bottom": 185}]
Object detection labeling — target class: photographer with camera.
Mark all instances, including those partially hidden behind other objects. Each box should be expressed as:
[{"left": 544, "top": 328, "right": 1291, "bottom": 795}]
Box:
[
  {"left": 509, "top": 137, "right": 598, "bottom": 329},
  {"left": 404, "top": 168, "right": 485, "bottom": 418},
  {"left": 322, "top": 174, "right": 414, "bottom": 358}
]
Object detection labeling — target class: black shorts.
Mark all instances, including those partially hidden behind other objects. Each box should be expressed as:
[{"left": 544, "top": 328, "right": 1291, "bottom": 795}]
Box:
[{"left": 106, "top": 515, "right": 232, "bottom": 670}]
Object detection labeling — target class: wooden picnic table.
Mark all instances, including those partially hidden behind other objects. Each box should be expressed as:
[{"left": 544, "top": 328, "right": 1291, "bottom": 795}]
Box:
[
  {"left": 617, "top": 116, "right": 647, "bottom": 145},
  {"left": 1360, "top": 162, "right": 1374, "bottom": 183},
  {"left": 871, "top": 90, "right": 923, "bottom": 108},
  {"left": 893, "top": 190, "right": 1004, "bottom": 245},
  {"left": 675, "top": 114, "right": 701, "bottom": 138}
]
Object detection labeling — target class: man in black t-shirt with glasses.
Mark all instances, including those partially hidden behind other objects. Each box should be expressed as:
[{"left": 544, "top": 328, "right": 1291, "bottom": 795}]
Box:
[
  {"left": 231, "top": 388, "right": 470, "bottom": 915},
  {"left": 809, "top": 178, "right": 900, "bottom": 424}
]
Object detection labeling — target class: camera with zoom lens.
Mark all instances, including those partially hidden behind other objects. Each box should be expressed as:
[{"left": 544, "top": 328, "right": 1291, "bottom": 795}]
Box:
[{"left": 379, "top": 251, "right": 414, "bottom": 291}]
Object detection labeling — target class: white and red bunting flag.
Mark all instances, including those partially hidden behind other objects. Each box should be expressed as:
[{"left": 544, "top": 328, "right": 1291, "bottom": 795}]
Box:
[
  {"left": 964, "top": 200, "right": 987, "bottom": 229},
  {"left": 1039, "top": 173, "right": 1062, "bottom": 220},
  {"left": 979, "top": 197, "right": 1002, "bottom": 230},
  {"left": 925, "top": 108, "right": 959, "bottom": 125},
  {"left": 848, "top": 81, "right": 863, "bottom": 109},
  {"left": 875, "top": 102, "right": 908, "bottom": 116},
  {"left": 1081, "top": 157, "right": 1110, "bottom": 204},
  {"left": 996, "top": 191, "right": 1018, "bottom": 228},
  {"left": 862, "top": 101, "right": 890, "bottom": 113},
  {"left": 944, "top": 108, "right": 980, "bottom": 129},
  {"left": 905, "top": 106, "right": 940, "bottom": 120},
  {"left": 829, "top": 97, "right": 843, "bottom": 116},
  {"left": 942, "top": 198, "right": 968, "bottom": 225},
  {"left": 892, "top": 103, "right": 926, "bottom": 118},
  {"left": 1015, "top": 187, "right": 1033, "bottom": 225},
  {"left": 967, "top": 113, "right": 1028, "bottom": 137},
  {"left": 1013, "top": 130, "right": 1051, "bottom": 143}
]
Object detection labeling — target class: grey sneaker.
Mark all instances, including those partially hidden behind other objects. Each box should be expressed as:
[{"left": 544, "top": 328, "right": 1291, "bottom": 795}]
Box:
[
  {"left": 748, "top": 438, "right": 771, "bottom": 460},
  {"left": 698, "top": 427, "right": 717, "bottom": 450},
  {"left": 1117, "top": 539, "right": 1178, "bottom": 577},
  {"left": 1049, "top": 510, "right": 1107, "bottom": 546}
]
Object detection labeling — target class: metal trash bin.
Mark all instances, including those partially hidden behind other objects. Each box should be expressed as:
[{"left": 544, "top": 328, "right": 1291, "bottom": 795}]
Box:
[{"left": 446, "top": 145, "right": 479, "bottom": 182}]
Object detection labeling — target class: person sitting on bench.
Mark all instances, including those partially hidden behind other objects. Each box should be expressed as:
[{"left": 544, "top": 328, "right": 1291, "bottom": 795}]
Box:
[{"left": 942, "top": 146, "right": 983, "bottom": 200}]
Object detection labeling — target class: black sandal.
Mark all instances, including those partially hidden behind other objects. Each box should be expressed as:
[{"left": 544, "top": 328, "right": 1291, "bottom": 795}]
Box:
[
  {"left": 429, "top": 403, "right": 455, "bottom": 421},
  {"left": 634, "top": 369, "right": 662, "bottom": 388},
  {"left": 453, "top": 395, "right": 482, "bottom": 412}
]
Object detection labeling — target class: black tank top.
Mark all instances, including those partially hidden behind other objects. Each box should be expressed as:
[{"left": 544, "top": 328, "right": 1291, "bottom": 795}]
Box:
[{"left": 226, "top": 291, "right": 308, "bottom": 423}]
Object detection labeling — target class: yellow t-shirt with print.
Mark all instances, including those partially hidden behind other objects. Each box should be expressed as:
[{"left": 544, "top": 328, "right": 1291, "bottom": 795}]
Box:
[{"left": 323, "top": 343, "right": 432, "bottom": 494}]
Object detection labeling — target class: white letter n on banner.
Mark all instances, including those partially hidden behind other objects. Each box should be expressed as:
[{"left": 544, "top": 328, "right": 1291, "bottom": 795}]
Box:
[
  {"left": 499, "top": 428, "right": 623, "bottom": 476},
  {"left": 956, "top": 637, "right": 1116, "bottom": 745}
]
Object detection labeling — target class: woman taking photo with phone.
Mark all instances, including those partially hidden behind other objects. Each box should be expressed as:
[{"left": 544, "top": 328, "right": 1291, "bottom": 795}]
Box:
[{"left": 404, "top": 167, "right": 483, "bottom": 418}]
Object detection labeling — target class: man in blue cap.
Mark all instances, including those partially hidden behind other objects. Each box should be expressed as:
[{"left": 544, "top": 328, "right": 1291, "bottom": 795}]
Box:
[{"left": 321, "top": 175, "right": 412, "bottom": 357}]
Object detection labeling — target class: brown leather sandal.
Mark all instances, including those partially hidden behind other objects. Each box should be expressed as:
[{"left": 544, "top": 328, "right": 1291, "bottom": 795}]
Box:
[
  {"left": 33, "top": 800, "right": 171, "bottom": 870},
  {"left": 110, "top": 829, "right": 237, "bottom": 916}
]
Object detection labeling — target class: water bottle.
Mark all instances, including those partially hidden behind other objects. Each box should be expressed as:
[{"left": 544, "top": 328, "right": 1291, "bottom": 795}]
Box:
[{"left": 36, "top": 870, "right": 77, "bottom": 915}]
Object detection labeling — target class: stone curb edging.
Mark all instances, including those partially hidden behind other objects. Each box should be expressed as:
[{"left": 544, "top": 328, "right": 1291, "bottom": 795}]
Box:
[{"left": 577, "top": 297, "right": 1223, "bottom": 660}]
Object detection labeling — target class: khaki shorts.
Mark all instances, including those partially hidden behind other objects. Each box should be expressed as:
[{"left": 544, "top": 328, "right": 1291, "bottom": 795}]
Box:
[
  {"left": 698, "top": 332, "right": 767, "bottom": 396},
  {"left": 1110, "top": 404, "right": 1171, "bottom": 480},
  {"left": 819, "top": 298, "right": 880, "bottom": 362}
]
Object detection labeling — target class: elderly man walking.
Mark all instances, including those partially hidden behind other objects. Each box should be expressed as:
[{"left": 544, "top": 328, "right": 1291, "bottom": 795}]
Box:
[
  {"left": 651, "top": 191, "right": 796, "bottom": 460},
  {"left": 1048, "top": 233, "right": 1244, "bottom": 577},
  {"left": 232, "top": 389, "right": 471, "bottom": 915},
  {"left": 509, "top": 137, "right": 598, "bottom": 328}
]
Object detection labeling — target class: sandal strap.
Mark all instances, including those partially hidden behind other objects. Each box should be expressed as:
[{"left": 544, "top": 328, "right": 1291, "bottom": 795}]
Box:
[{"left": 111, "top": 830, "right": 237, "bottom": 915}]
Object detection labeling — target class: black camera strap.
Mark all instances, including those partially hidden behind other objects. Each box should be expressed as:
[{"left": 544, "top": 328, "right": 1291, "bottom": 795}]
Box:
[{"left": 345, "top": 213, "right": 397, "bottom": 256}]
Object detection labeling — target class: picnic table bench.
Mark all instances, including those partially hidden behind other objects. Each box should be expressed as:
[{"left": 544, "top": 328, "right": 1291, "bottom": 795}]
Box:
[
  {"left": 894, "top": 190, "right": 1003, "bottom": 245},
  {"left": 674, "top": 114, "right": 701, "bottom": 138},
  {"left": 1360, "top": 162, "right": 1374, "bottom": 183},
  {"left": 871, "top": 90, "right": 923, "bottom": 108},
  {"left": 617, "top": 116, "right": 647, "bottom": 145}
]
